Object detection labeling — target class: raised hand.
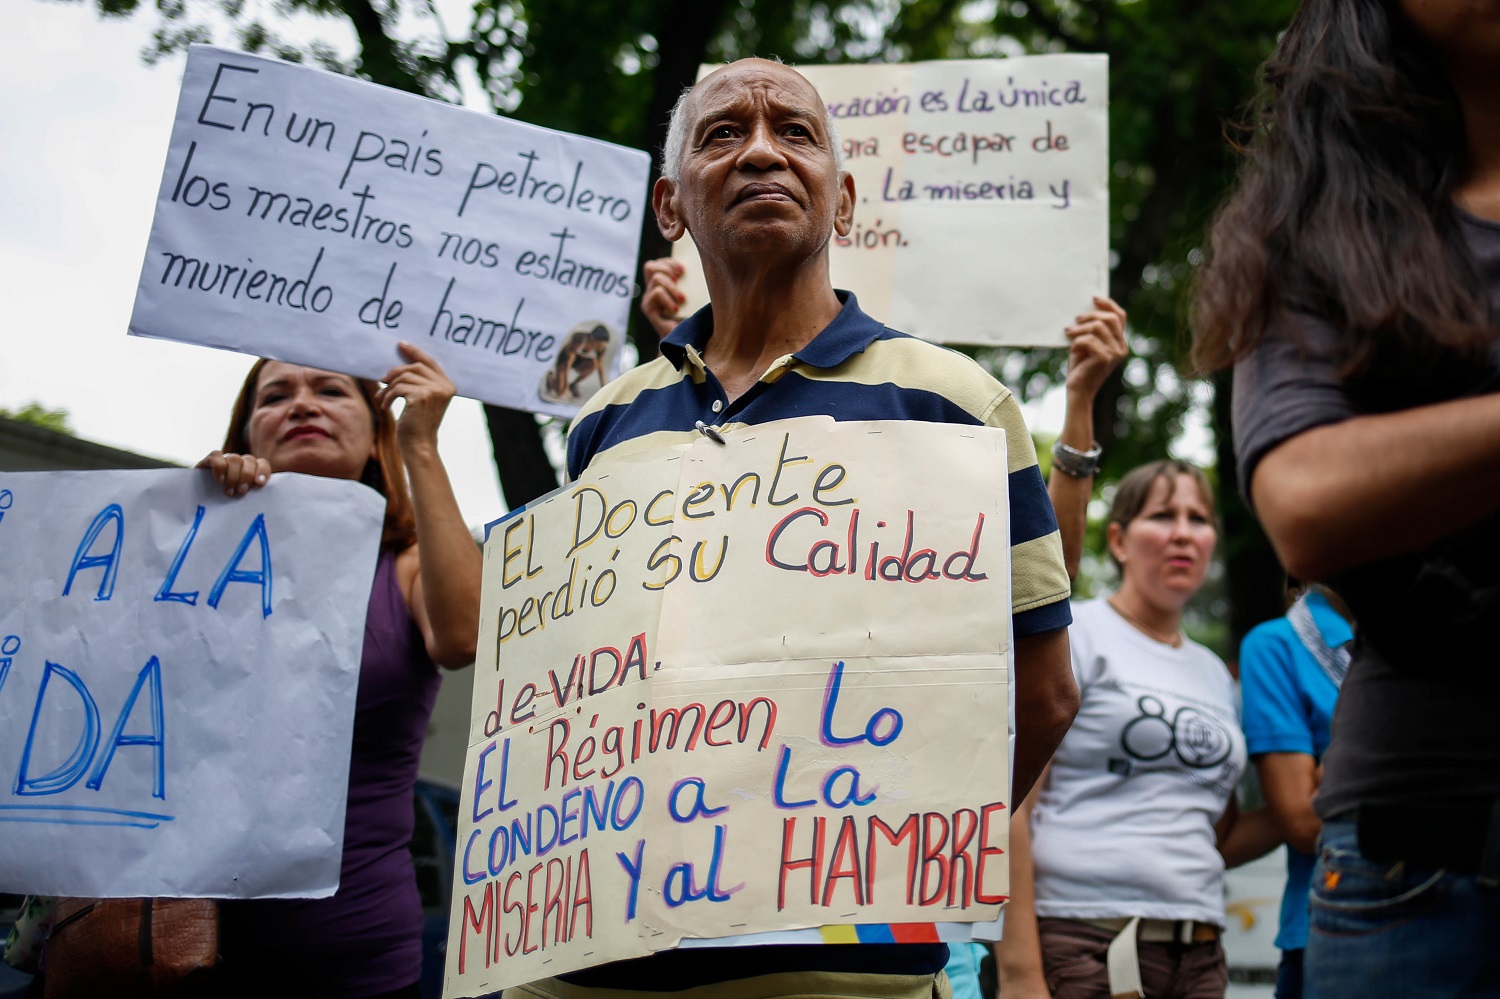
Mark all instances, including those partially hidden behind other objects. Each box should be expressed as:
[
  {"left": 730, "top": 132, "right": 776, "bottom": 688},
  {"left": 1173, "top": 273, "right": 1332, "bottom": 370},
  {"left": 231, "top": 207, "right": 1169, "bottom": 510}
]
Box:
[
  {"left": 1064, "top": 295, "right": 1128, "bottom": 403},
  {"left": 377, "top": 341, "right": 456, "bottom": 453},
  {"left": 641, "top": 258, "right": 688, "bottom": 340}
]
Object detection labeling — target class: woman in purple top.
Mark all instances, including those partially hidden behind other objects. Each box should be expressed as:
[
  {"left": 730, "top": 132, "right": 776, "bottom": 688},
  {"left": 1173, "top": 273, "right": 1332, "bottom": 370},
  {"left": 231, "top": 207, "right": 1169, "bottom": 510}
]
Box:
[{"left": 197, "top": 341, "right": 482, "bottom": 998}]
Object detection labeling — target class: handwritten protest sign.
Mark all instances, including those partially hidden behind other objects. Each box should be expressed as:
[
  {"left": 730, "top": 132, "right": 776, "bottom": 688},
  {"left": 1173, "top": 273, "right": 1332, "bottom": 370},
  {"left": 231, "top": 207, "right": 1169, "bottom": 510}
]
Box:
[
  {"left": 130, "top": 46, "right": 651, "bottom": 416},
  {"left": 672, "top": 56, "right": 1108, "bottom": 348},
  {"left": 445, "top": 418, "right": 1013, "bottom": 996},
  {"left": 0, "top": 469, "right": 383, "bottom": 897}
]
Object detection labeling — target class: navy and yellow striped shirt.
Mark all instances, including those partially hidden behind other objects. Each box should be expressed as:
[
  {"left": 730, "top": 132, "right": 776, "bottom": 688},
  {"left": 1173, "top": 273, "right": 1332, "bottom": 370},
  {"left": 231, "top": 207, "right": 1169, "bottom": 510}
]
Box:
[{"left": 568, "top": 291, "right": 1072, "bottom": 638}]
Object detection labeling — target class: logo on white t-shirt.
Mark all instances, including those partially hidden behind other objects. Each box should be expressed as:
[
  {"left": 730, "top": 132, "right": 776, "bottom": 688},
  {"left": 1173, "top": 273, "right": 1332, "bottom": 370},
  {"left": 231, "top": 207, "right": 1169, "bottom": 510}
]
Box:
[{"left": 1114, "top": 694, "right": 1235, "bottom": 771}]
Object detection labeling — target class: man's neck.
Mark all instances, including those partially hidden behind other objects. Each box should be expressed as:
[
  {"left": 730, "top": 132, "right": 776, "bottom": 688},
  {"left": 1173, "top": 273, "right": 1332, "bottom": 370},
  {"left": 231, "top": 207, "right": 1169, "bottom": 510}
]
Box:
[{"left": 698, "top": 256, "right": 844, "bottom": 403}]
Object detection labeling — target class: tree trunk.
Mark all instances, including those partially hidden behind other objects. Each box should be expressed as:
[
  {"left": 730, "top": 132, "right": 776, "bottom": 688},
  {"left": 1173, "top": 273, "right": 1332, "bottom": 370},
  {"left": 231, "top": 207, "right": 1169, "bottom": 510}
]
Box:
[
  {"left": 483, "top": 405, "right": 559, "bottom": 508},
  {"left": 631, "top": 0, "right": 735, "bottom": 361},
  {"left": 485, "top": 2, "right": 731, "bottom": 503}
]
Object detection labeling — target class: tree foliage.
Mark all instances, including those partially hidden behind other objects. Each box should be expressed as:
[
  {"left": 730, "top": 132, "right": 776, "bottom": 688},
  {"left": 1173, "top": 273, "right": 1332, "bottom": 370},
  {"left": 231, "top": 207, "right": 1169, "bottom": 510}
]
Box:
[
  {"left": 0, "top": 402, "right": 74, "bottom": 435},
  {"left": 64, "top": 0, "right": 1300, "bottom": 647}
]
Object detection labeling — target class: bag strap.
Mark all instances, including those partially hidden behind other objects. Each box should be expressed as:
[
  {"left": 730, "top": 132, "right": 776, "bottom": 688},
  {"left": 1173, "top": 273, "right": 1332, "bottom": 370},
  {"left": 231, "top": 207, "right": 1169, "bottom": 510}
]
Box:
[
  {"left": 140, "top": 897, "right": 155, "bottom": 967},
  {"left": 1287, "top": 593, "right": 1350, "bottom": 689}
]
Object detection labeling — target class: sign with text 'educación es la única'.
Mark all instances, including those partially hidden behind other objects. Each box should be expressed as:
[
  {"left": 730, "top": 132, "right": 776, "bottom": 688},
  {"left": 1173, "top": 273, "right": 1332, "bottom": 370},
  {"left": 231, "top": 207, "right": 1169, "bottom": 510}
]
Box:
[
  {"left": 130, "top": 45, "right": 650, "bottom": 416},
  {"left": 673, "top": 55, "right": 1109, "bottom": 349},
  {"left": 446, "top": 418, "right": 1015, "bottom": 997}
]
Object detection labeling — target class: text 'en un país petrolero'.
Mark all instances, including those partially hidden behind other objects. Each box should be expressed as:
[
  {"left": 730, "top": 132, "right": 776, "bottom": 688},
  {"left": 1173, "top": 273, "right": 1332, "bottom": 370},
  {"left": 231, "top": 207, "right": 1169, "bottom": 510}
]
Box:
[{"left": 193, "top": 61, "right": 638, "bottom": 224}]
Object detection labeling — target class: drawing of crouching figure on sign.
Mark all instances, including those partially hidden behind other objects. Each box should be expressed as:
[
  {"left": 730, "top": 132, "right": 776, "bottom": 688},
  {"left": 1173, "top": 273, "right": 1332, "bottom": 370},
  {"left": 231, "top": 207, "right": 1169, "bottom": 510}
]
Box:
[{"left": 540, "top": 322, "right": 616, "bottom": 404}]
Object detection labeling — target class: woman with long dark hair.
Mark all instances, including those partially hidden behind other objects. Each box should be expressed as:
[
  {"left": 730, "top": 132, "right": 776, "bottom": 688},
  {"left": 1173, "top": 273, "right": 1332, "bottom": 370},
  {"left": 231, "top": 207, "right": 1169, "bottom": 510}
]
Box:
[
  {"left": 199, "top": 343, "right": 482, "bottom": 998},
  {"left": 1194, "top": 1, "right": 1500, "bottom": 995}
]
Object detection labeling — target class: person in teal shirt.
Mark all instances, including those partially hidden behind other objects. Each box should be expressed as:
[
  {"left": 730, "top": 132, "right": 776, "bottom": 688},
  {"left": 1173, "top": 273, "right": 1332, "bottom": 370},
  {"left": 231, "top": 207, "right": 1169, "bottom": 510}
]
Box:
[{"left": 1239, "top": 586, "right": 1352, "bottom": 999}]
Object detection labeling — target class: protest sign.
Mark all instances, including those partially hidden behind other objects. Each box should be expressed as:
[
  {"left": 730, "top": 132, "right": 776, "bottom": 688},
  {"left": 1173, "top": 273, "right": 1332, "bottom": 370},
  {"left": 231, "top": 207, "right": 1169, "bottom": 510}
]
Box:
[
  {"left": 671, "top": 55, "right": 1108, "bottom": 348},
  {"left": 0, "top": 469, "right": 383, "bottom": 898},
  {"left": 129, "top": 46, "right": 651, "bottom": 416},
  {"left": 445, "top": 418, "right": 1013, "bottom": 996}
]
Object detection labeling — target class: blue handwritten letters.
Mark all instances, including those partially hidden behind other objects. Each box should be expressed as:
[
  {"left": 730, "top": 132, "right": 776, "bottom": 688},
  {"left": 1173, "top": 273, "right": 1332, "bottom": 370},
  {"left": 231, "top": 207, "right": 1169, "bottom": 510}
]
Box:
[{"left": 0, "top": 468, "right": 383, "bottom": 898}]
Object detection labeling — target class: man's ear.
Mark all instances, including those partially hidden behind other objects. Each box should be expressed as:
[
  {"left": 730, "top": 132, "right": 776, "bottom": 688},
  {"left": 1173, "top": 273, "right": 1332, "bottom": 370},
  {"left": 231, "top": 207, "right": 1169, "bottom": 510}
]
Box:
[
  {"left": 653, "top": 176, "right": 686, "bottom": 242},
  {"left": 833, "top": 171, "right": 855, "bottom": 237}
]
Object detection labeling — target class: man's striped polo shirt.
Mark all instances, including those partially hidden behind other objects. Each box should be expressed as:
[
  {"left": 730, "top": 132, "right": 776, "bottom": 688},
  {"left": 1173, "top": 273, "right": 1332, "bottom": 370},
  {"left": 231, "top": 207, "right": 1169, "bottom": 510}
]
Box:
[{"left": 567, "top": 291, "right": 1072, "bottom": 638}]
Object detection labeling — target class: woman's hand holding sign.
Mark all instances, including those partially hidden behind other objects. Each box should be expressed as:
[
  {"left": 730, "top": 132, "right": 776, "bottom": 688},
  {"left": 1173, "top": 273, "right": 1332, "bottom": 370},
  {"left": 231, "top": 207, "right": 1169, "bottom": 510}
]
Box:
[{"left": 377, "top": 340, "right": 456, "bottom": 457}]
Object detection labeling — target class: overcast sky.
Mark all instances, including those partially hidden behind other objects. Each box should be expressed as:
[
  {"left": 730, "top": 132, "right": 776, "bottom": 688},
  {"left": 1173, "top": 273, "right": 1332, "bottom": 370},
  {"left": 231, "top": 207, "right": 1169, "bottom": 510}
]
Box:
[{"left": 2, "top": 0, "right": 510, "bottom": 527}]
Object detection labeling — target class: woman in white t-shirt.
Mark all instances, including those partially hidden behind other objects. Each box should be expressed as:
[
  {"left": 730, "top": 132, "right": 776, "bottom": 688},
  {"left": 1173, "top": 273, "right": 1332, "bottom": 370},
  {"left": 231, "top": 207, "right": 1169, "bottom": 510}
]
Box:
[{"left": 997, "top": 460, "right": 1278, "bottom": 999}]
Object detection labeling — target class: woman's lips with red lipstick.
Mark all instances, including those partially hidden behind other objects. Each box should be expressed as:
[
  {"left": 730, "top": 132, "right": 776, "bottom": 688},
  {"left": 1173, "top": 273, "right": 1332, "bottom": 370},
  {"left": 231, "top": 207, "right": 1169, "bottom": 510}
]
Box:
[{"left": 282, "top": 426, "right": 331, "bottom": 442}]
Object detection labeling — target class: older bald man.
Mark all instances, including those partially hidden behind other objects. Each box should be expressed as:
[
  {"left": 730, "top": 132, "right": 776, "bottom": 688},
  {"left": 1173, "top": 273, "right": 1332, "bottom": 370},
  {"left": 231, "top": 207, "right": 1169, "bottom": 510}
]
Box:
[{"left": 524, "top": 58, "right": 1078, "bottom": 999}]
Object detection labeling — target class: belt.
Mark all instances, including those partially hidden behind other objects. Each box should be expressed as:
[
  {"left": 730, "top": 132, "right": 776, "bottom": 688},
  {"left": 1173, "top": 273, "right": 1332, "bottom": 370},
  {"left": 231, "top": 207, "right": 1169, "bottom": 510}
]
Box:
[
  {"left": 1076, "top": 917, "right": 1219, "bottom": 999},
  {"left": 1355, "top": 798, "right": 1500, "bottom": 887},
  {"left": 1079, "top": 916, "right": 1220, "bottom": 944}
]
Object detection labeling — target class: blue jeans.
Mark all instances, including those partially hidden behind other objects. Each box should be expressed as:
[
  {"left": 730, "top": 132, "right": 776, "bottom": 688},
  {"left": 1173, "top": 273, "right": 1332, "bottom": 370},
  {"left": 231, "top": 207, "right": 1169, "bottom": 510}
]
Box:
[{"left": 1305, "top": 819, "right": 1500, "bottom": 999}]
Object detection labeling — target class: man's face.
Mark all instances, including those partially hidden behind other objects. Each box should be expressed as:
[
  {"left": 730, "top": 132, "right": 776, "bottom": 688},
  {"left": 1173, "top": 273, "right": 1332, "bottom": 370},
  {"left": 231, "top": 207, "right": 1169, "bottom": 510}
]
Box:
[{"left": 655, "top": 59, "right": 854, "bottom": 264}]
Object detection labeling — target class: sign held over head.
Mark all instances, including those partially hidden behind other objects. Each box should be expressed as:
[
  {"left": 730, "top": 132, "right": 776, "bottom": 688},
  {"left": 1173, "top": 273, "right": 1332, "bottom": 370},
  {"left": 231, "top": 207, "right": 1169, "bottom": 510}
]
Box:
[
  {"left": 671, "top": 56, "right": 1109, "bottom": 348},
  {"left": 130, "top": 46, "right": 651, "bottom": 416},
  {"left": 0, "top": 469, "right": 383, "bottom": 898},
  {"left": 445, "top": 418, "right": 1013, "bottom": 997}
]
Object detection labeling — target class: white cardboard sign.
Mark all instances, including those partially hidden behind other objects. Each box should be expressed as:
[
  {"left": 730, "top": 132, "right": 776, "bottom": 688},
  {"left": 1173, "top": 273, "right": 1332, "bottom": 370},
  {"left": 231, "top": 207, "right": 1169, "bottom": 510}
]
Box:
[
  {"left": 0, "top": 469, "right": 383, "bottom": 898},
  {"left": 445, "top": 418, "right": 1012, "bottom": 996},
  {"left": 672, "top": 56, "right": 1109, "bottom": 348},
  {"left": 130, "top": 46, "right": 651, "bottom": 416}
]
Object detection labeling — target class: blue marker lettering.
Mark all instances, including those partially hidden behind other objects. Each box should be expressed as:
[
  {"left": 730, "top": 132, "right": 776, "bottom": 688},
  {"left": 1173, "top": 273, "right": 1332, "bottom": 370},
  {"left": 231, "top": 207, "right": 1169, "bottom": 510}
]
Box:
[
  {"left": 819, "top": 660, "right": 904, "bottom": 748},
  {"left": 488, "top": 825, "right": 511, "bottom": 877},
  {"left": 822, "top": 765, "right": 877, "bottom": 807},
  {"left": 668, "top": 776, "right": 729, "bottom": 823},
  {"left": 610, "top": 775, "right": 644, "bottom": 830},
  {"left": 615, "top": 838, "right": 645, "bottom": 921},
  {"left": 85, "top": 655, "right": 167, "bottom": 799},
  {"left": 582, "top": 780, "right": 614, "bottom": 833},
  {"left": 462, "top": 828, "right": 487, "bottom": 885},
  {"left": 772, "top": 745, "right": 816, "bottom": 809},
  {"left": 535, "top": 803, "right": 561, "bottom": 855},
  {"left": 473, "top": 740, "right": 497, "bottom": 823},
  {"left": 62, "top": 504, "right": 124, "bottom": 601},
  {"left": 208, "top": 513, "right": 273, "bottom": 617},
  {"left": 559, "top": 789, "right": 582, "bottom": 846},
  {"left": 15, "top": 662, "right": 101, "bottom": 796},
  {"left": 155, "top": 505, "right": 206, "bottom": 605},
  {"left": 0, "top": 635, "right": 17, "bottom": 700},
  {"left": 662, "top": 824, "right": 742, "bottom": 907},
  {"left": 497, "top": 736, "right": 518, "bottom": 811}
]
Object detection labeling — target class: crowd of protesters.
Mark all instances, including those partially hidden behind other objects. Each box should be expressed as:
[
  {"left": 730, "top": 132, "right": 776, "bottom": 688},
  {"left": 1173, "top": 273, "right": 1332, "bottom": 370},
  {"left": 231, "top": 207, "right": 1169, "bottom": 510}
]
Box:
[{"left": 7, "top": 0, "right": 1500, "bottom": 996}]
